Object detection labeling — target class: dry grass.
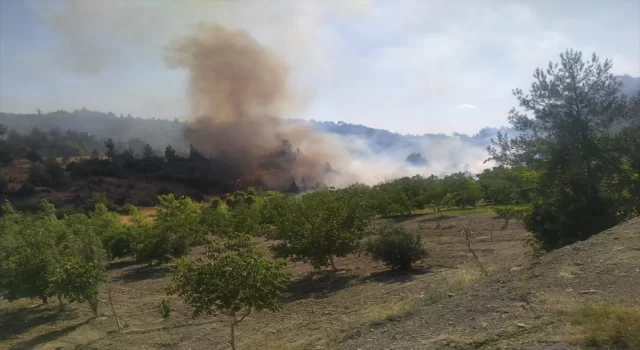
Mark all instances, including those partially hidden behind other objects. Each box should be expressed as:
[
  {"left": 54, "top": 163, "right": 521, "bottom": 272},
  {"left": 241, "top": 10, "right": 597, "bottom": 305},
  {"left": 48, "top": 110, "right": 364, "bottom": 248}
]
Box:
[
  {"left": 566, "top": 302, "right": 640, "bottom": 349},
  {"left": 364, "top": 299, "right": 417, "bottom": 325},
  {"left": 119, "top": 207, "right": 156, "bottom": 224},
  {"left": 414, "top": 205, "right": 494, "bottom": 217},
  {"left": 423, "top": 266, "right": 485, "bottom": 306}
]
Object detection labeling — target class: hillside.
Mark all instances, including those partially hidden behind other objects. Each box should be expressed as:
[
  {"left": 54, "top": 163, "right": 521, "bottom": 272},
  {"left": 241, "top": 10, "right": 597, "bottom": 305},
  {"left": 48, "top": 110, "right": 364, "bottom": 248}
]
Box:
[
  {"left": 619, "top": 75, "right": 640, "bottom": 98},
  {"left": 341, "top": 217, "right": 640, "bottom": 350},
  {"left": 0, "top": 109, "right": 509, "bottom": 156}
]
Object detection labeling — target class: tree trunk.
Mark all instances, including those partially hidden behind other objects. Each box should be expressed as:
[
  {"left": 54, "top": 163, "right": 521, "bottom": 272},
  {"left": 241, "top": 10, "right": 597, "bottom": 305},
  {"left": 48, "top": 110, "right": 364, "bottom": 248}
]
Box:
[
  {"left": 230, "top": 317, "right": 237, "bottom": 350},
  {"left": 88, "top": 296, "right": 99, "bottom": 316},
  {"left": 58, "top": 295, "right": 65, "bottom": 311},
  {"left": 41, "top": 296, "right": 48, "bottom": 304},
  {"left": 329, "top": 256, "right": 337, "bottom": 272}
]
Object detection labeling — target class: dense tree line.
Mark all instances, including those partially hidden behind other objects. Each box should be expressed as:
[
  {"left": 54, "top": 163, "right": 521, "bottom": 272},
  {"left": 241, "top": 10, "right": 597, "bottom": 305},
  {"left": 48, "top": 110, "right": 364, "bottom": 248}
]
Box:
[
  {"left": 0, "top": 125, "right": 103, "bottom": 165},
  {"left": 0, "top": 108, "right": 187, "bottom": 154},
  {"left": 65, "top": 139, "right": 242, "bottom": 194}
]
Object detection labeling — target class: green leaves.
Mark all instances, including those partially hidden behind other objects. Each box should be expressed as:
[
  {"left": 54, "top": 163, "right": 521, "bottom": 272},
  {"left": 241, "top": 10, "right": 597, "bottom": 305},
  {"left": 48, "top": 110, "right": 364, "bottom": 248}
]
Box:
[
  {"left": 270, "top": 189, "right": 374, "bottom": 270},
  {"left": 487, "top": 49, "right": 639, "bottom": 250},
  {"left": 0, "top": 201, "right": 107, "bottom": 310},
  {"left": 168, "top": 234, "right": 289, "bottom": 318},
  {"left": 363, "top": 224, "right": 427, "bottom": 270},
  {"left": 135, "top": 194, "right": 207, "bottom": 265},
  {"left": 491, "top": 205, "right": 527, "bottom": 229},
  {"left": 478, "top": 166, "right": 537, "bottom": 205},
  {"left": 49, "top": 257, "right": 105, "bottom": 315}
]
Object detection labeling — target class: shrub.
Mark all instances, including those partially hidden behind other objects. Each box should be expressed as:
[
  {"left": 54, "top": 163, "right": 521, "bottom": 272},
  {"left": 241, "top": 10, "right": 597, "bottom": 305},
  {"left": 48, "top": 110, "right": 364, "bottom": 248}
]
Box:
[{"left": 364, "top": 224, "right": 426, "bottom": 270}]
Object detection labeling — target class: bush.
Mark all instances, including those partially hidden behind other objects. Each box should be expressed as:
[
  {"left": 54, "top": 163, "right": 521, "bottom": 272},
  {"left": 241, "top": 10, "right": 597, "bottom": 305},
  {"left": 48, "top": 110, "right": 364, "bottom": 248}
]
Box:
[{"left": 364, "top": 224, "right": 426, "bottom": 270}]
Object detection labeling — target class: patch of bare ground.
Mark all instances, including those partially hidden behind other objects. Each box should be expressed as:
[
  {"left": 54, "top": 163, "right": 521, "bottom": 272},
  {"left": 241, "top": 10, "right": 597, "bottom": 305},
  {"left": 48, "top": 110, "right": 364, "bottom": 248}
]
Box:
[{"left": 0, "top": 213, "right": 533, "bottom": 349}]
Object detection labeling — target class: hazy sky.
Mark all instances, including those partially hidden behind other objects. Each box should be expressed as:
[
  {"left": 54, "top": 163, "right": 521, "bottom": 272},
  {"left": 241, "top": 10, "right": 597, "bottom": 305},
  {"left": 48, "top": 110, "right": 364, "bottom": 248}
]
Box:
[{"left": 1, "top": 0, "right": 638, "bottom": 135}]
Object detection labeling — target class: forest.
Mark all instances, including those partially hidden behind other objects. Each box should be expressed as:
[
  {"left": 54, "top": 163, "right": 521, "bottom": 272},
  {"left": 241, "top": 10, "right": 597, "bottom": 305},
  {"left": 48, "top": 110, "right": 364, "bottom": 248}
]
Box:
[{"left": 1, "top": 50, "right": 640, "bottom": 349}]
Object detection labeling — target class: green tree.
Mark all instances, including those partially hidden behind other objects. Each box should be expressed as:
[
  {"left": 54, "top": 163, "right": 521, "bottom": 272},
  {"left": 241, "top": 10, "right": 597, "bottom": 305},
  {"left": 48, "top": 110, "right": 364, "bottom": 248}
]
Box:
[
  {"left": 0, "top": 201, "right": 64, "bottom": 303},
  {"left": 136, "top": 194, "right": 205, "bottom": 265},
  {"left": 87, "top": 204, "right": 134, "bottom": 260},
  {"left": 164, "top": 144, "right": 177, "bottom": 161},
  {"left": 270, "top": 189, "right": 373, "bottom": 271},
  {"left": 168, "top": 235, "right": 289, "bottom": 350},
  {"left": 419, "top": 176, "right": 451, "bottom": 228},
  {"left": 104, "top": 138, "right": 117, "bottom": 159},
  {"left": 142, "top": 144, "right": 156, "bottom": 159},
  {"left": 488, "top": 50, "right": 633, "bottom": 250},
  {"left": 441, "top": 172, "right": 482, "bottom": 208},
  {"left": 49, "top": 258, "right": 105, "bottom": 315},
  {"left": 477, "top": 166, "right": 538, "bottom": 205}
]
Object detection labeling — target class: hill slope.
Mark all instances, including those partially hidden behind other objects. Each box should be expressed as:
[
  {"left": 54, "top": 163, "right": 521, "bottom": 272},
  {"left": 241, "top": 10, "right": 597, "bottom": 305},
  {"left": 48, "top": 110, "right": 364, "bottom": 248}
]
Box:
[{"left": 341, "top": 217, "right": 640, "bottom": 349}]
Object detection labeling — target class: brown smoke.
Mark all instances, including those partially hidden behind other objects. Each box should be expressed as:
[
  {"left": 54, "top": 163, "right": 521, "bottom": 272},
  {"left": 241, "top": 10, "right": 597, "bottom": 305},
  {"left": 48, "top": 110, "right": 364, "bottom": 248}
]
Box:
[{"left": 165, "top": 24, "right": 346, "bottom": 189}]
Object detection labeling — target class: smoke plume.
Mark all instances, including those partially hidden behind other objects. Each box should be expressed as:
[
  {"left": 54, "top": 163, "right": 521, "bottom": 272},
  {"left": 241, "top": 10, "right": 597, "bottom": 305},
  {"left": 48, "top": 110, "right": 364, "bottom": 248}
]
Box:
[{"left": 165, "top": 25, "right": 348, "bottom": 190}]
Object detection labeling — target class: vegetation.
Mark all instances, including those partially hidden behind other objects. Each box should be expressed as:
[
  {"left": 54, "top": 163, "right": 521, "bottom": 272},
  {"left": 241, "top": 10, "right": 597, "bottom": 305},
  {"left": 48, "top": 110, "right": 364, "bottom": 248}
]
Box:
[
  {"left": 0, "top": 125, "right": 103, "bottom": 165},
  {"left": 477, "top": 166, "right": 537, "bottom": 205},
  {"left": 488, "top": 50, "right": 640, "bottom": 250},
  {"left": 567, "top": 302, "right": 640, "bottom": 349},
  {"left": 491, "top": 205, "right": 527, "bottom": 229},
  {"left": 270, "top": 189, "right": 373, "bottom": 271},
  {"left": 0, "top": 200, "right": 106, "bottom": 312},
  {"left": 134, "top": 194, "right": 206, "bottom": 265},
  {"left": 364, "top": 224, "right": 426, "bottom": 270},
  {"left": 0, "top": 49, "right": 638, "bottom": 349},
  {"left": 168, "top": 234, "right": 289, "bottom": 350}
]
